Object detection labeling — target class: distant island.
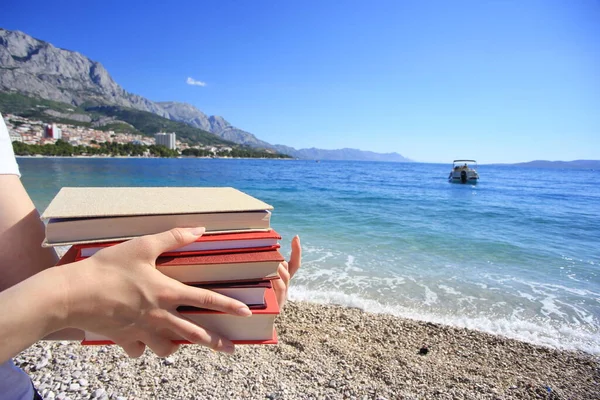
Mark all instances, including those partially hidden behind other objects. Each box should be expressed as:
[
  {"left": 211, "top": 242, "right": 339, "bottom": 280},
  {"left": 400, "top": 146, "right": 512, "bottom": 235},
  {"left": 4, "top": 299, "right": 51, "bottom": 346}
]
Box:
[{"left": 487, "top": 160, "right": 600, "bottom": 169}]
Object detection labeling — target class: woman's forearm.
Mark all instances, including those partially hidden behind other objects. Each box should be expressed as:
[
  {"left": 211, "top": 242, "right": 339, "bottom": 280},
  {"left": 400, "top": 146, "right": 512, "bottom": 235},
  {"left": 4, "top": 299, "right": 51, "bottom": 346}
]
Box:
[
  {"left": 0, "top": 175, "right": 58, "bottom": 292},
  {"left": 0, "top": 266, "right": 68, "bottom": 363}
]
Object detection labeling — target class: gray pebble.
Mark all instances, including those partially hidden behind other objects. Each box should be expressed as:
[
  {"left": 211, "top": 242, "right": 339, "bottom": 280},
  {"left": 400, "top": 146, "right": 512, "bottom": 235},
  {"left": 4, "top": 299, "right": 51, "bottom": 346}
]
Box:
[
  {"left": 68, "top": 383, "right": 80, "bottom": 392},
  {"left": 35, "top": 358, "right": 49, "bottom": 370},
  {"left": 163, "top": 357, "right": 174, "bottom": 366},
  {"left": 14, "top": 301, "right": 599, "bottom": 399}
]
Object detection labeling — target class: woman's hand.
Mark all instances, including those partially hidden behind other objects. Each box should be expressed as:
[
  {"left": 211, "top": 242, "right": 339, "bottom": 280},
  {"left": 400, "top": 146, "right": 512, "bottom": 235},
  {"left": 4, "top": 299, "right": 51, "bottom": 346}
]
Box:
[
  {"left": 60, "top": 227, "right": 252, "bottom": 357},
  {"left": 273, "top": 235, "right": 302, "bottom": 308}
]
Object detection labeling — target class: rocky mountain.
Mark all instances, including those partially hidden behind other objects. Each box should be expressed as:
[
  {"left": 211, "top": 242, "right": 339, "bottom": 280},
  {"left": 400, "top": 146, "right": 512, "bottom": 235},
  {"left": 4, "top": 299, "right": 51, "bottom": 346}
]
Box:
[
  {"left": 155, "top": 102, "right": 411, "bottom": 161},
  {"left": 0, "top": 27, "right": 412, "bottom": 161},
  {"left": 211, "top": 123, "right": 274, "bottom": 149},
  {"left": 157, "top": 101, "right": 274, "bottom": 148},
  {"left": 157, "top": 101, "right": 212, "bottom": 131},
  {"left": 0, "top": 28, "right": 168, "bottom": 117}
]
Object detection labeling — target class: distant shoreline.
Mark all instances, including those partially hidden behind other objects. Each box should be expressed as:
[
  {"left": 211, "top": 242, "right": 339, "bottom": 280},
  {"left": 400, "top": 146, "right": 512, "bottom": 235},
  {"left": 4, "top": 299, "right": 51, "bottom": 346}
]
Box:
[
  {"left": 484, "top": 160, "right": 600, "bottom": 169},
  {"left": 15, "top": 155, "right": 295, "bottom": 160},
  {"left": 16, "top": 156, "right": 600, "bottom": 167}
]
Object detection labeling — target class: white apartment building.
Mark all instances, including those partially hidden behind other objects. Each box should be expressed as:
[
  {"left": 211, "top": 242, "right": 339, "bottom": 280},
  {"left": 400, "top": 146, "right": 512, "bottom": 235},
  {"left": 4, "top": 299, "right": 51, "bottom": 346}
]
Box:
[
  {"left": 44, "top": 123, "right": 62, "bottom": 139},
  {"left": 154, "top": 132, "right": 176, "bottom": 150},
  {"left": 9, "top": 133, "right": 23, "bottom": 142}
]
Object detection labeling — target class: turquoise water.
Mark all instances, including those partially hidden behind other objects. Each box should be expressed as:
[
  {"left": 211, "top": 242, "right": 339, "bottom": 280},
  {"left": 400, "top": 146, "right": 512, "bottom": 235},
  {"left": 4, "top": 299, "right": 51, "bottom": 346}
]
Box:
[{"left": 17, "top": 157, "right": 600, "bottom": 354}]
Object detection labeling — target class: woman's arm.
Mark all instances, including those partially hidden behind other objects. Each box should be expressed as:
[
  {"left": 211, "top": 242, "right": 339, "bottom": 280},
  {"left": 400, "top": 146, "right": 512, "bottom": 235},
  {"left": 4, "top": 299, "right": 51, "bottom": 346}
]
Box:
[
  {"left": 0, "top": 174, "right": 83, "bottom": 341},
  {"left": 0, "top": 225, "right": 254, "bottom": 363},
  {"left": 0, "top": 265, "right": 69, "bottom": 362},
  {"left": 0, "top": 175, "right": 58, "bottom": 292}
]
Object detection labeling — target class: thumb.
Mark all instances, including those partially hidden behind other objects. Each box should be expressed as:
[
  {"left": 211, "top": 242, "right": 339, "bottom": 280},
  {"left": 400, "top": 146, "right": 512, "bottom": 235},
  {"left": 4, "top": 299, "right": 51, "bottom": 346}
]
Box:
[
  {"left": 134, "top": 227, "right": 205, "bottom": 261},
  {"left": 287, "top": 235, "right": 302, "bottom": 279}
]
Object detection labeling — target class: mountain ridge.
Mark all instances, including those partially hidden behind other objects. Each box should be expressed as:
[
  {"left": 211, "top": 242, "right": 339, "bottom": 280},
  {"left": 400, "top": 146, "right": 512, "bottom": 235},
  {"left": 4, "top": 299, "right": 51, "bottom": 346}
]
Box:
[
  {"left": 0, "top": 27, "right": 412, "bottom": 161},
  {"left": 0, "top": 28, "right": 168, "bottom": 117}
]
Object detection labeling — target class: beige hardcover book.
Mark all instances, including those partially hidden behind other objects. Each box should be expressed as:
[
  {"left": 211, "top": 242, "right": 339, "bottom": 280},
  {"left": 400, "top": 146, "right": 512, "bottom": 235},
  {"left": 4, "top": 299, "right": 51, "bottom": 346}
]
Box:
[{"left": 41, "top": 187, "right": 273, "bottom": 246}]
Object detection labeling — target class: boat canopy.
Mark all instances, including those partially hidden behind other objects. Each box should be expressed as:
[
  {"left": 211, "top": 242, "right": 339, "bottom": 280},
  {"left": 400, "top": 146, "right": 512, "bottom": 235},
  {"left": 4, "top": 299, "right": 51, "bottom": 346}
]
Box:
[{"left": 453, "top": 159, "right": 477, "bottom": 163}]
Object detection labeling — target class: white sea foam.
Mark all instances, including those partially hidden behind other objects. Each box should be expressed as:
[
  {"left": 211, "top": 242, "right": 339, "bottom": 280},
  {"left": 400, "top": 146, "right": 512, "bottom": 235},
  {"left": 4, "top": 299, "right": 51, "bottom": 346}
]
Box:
[
  {"left": 290, "top": 238, "right": 600, "bottom": 355},
  {"left": 516, "top": 291, "right": 536, "bottom": 302},
  {"left": 438, "top": 285, "right": 461, "bottom": 296},
  {"left": 344, "top": 255, "right": 363, "bottom": 272},
  {"left": 289, "top": 286, "right": 600, "bottom": 355},
  {"left": 539, "top": 294, "right": 568, "bottom": 319},
  {"left": 422, "top": 285, "right": 438, "bottom": 305}
]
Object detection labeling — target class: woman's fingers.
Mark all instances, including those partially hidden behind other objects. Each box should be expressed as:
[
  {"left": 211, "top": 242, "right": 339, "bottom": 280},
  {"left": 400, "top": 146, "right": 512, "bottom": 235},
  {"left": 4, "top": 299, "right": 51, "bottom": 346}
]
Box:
[
  {"left": 115, "top": 339, "right": 146, "bottom": 358},
  {"left": 278, "top": 262, "right": 291, "bottom": 286},
  {"left": 273, "top": 264, "right": 289, "bottom": 308},
  {"left": 169, "top": 283, "right": 251, "bottom": 316},
  {"left": 288, "top": 235, "right": 302, "bottom": 279},
  {"left": 164, "top": 312, "right": 235, "bottom": 354},
  {"left": 142, "top": 333, "right": 180, "bottom": 358},
  {"left": 273, "top": 235, "right": 302, "bottom": 308},
  {"left": 120, "top": 227, "right": 206, "bottom": 262}
]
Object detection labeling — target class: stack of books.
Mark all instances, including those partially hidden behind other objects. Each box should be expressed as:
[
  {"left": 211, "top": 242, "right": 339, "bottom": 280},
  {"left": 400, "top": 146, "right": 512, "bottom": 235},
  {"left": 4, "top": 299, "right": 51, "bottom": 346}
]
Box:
[{"left": 42, "top": 186, "right": 285, "bottom": 345}]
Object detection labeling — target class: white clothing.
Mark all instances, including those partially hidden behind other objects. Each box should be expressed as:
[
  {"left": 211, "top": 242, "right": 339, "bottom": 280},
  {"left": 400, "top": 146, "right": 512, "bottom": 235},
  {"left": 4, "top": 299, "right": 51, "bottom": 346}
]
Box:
[
  {"left": 0, "top": 112, "right": 34, "bottom": 399},
  {"left": 0, "top": 113, "right": 21, "bottom": 176}
]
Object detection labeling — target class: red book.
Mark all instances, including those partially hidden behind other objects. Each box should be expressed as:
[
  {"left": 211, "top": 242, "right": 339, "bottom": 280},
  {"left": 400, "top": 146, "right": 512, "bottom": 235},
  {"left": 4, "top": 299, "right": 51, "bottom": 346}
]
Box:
[
  {"left": 82, "top": 286, "right": 280, "bottom": 345},
  {"left": 189, "top": 280, "right": 273, "bottom": 307},
  {"left": 156, "top": 250, "right": 284, "bottom": 284},
  {"left": 73, "top": 230, "right": 282, "bottom": 259},
  {"left": 58, "top": 247, "right": 284, "bottom": 284}
]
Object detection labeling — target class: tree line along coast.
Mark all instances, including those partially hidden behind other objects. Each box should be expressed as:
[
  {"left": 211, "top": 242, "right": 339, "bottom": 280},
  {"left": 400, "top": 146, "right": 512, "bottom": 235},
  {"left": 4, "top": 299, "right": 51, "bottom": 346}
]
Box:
[{"left": 4, "top": 112, "right": 291, "bottom": 159}]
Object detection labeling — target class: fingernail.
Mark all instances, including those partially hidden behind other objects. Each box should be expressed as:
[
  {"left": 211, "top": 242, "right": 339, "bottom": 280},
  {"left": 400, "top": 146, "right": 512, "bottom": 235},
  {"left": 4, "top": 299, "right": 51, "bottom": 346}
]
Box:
[
  {"left": 188, "top": 227, "right": 205, "bottom": 236},
  {"left": 221, "top": 343, "right": 235, "bottom": 354},
  {"left": 236, "top": 306, "right": 252, "bottom": 317}
]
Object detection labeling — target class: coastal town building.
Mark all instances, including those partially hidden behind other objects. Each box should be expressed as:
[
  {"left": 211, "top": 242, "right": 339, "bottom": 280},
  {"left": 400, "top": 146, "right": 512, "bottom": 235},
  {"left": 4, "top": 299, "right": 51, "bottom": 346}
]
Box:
[
  {"left": 44, "top": 123, "right": 62, "bottom": 139},
  {"left": 154, "top": 132, "right": 176, "bottom": 149},
  {"left": 2, "top": 114, "right": 227, "bottom": 156},
  {"left": 9, "top": 132, "right": 23, "bottom": 142}
]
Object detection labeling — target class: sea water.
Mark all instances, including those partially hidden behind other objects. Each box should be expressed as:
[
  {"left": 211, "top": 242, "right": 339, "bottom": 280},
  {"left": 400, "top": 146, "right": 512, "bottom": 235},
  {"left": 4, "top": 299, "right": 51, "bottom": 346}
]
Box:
[{"left": 16, "top": 157, "right": 600, "bottom": 354}]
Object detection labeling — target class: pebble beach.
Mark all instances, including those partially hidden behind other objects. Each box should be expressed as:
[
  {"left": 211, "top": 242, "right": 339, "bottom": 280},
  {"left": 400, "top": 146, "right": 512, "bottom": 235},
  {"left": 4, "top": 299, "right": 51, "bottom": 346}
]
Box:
[{"left": 16, "top": 301, "right": 599, "bottom": 400}]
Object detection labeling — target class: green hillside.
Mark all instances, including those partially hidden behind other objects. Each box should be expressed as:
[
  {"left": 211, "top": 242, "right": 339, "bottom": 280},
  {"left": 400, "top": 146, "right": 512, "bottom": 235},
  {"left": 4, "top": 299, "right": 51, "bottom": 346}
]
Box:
[
  {"left": 0, "top": 91, "right": 229, "bottom": 144},
  {"left": 86, "top": 105, "right": 232, "bottom": 146},
  {"left": 0, "top": 92, "right": 289, "bottom": 158},
  {"left": 0, "top": 91, "right": 93, "bottom": 126}
]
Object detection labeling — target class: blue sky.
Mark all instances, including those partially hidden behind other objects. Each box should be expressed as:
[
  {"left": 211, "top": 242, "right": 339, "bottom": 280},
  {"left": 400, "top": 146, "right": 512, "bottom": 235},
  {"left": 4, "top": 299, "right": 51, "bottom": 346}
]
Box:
[{"left": 2, "top": 0, "right": 599, "bottom": 163}]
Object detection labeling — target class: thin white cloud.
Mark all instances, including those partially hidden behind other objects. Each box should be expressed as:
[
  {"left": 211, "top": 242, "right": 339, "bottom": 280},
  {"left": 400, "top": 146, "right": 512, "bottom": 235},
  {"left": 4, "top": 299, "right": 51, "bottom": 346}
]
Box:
[{"left": 186, "top": 77, "right": 207, "bottom": 87}]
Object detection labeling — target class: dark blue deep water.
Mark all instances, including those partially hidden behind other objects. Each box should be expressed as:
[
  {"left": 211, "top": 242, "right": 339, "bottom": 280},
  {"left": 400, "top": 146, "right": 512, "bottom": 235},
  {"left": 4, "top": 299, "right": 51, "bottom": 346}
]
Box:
[{"left": 17, "top": 158, "right": 600, "bottom": 354}]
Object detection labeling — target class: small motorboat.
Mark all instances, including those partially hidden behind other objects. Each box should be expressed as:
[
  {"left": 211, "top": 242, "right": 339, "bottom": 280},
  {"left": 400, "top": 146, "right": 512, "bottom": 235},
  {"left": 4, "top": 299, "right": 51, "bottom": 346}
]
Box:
[{"left": 448, "top": 160, "right": 479, "bottom": 183}]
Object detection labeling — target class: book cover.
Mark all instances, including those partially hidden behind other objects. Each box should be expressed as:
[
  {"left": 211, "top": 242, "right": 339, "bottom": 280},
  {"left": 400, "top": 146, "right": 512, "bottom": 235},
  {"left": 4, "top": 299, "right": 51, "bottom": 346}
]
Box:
[
  {"left": 156, "top": 250, "right": 284, "bottom": 284},
  {"left": 41, "top": 187, "right": 274, "bottom": 246},
  {"left": 42, "top": 187, "right": 274, "bottom": 219},
  {"left": 57, "top": 246, "right": 283, "bottom": 284},
  {"left": 74, "top": 230, "right": 282, "bottom": 259},
  {"left": 44, "top": 211, "right": 272, "bottom": 246},
  {"left": 183, "top": 280, "right": 273, "bottom": 308}
]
